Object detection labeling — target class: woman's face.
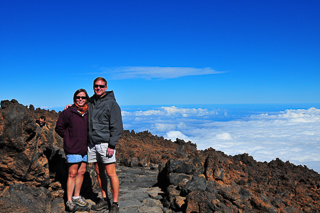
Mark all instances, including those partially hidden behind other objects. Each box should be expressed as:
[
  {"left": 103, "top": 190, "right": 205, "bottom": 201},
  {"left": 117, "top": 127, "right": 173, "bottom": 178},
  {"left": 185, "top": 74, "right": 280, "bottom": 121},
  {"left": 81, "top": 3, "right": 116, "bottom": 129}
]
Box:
[{"left": 75, "top": 92, "right": 87, "bottom": 107}]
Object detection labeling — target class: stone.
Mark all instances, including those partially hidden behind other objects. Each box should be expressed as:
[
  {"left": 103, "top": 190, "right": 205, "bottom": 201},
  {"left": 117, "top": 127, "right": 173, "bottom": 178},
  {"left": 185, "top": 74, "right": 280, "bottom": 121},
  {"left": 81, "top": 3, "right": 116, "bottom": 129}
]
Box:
[
  {"left": 1, "top": 99, "right": 320, "bottom": 213},
  {"left": 181, "top": 175, "right": 207, "bottom": 195}
]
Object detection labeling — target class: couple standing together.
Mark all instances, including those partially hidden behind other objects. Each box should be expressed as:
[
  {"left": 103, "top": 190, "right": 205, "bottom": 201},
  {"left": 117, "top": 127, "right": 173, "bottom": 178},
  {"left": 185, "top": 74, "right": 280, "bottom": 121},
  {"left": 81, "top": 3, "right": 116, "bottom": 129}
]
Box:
[{"left": 55, "top": 77, "right": 123, "bottom": 213}]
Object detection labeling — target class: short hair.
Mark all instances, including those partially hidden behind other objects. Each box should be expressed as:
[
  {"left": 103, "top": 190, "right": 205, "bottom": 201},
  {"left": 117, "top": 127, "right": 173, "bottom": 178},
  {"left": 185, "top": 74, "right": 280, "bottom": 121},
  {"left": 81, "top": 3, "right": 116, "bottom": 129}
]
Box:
[
  {"left": 40, "top": 115, "right": 46, "bottom": 120},
  {"left": 73, "top": 89, "right": 89, "bottom": 103},
  {"left": 93, "top": 77, "right": 107, "bottom": 87}
]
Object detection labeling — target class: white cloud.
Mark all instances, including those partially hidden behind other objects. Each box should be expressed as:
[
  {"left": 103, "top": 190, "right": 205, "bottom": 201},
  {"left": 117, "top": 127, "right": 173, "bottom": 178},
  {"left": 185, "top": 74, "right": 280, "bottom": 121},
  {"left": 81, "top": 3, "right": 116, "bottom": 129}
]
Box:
[
  {"left": 124, "top": 106, "right": 216, "bottom": 118},
  {"left": 191, "top": 108, "right": 320, "bottom": 168},
  {"left": 215, "top": 132, "right": 233, "bottom": 140},
  {"left": 40, "top": 105, "right": 61, "bottom": 109},
  {"left": 101, "top": 66, "right": 225, "bottom": 79},
  {"left": 177, "top": 122, "right": 187, "bottom": 129},
  {"left": 155, "top": 123, "right": 176, "bottom": 132},
  {"left": 122, "top": 105, "right": 320, "bottom": 173},
  {"left": 165, "top": 131, "right": 191, "bottom": 142},
  {"left": 135, "top": 109, "right": 163, "bottom": 116},
  {"left": 121, "top": 111, "right": 131, "bottom": 116}
]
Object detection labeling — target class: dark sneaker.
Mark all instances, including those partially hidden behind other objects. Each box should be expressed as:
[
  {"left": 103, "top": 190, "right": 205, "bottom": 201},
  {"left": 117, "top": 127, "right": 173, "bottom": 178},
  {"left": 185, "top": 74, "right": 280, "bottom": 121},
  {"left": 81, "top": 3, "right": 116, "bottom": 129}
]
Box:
[
  {"left": 66, "top": 200, "right": 78, "bottom": 212},
  {"left": 109, "top": 203, "right": 119, "bottom": 213},
  {"left": 91, "top": 199, "right": 111, "bottom": 211},
  {"left": 72, "top": 196, "right": 88, "bottom": 207}
]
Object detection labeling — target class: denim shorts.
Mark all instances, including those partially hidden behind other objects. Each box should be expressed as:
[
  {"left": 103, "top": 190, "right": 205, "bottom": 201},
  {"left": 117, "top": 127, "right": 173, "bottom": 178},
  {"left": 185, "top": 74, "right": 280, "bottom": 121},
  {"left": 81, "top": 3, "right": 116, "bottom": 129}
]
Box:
[{"left": 66, "top": 154, "right": 88, "bottom": 163}]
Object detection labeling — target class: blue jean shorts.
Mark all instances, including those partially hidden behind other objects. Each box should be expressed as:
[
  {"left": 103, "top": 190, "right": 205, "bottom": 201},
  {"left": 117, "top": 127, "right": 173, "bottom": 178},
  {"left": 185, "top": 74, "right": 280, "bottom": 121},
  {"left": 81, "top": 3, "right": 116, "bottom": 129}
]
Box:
[{"left": 66, "top": 154, "right": 87, "bottom": 163}]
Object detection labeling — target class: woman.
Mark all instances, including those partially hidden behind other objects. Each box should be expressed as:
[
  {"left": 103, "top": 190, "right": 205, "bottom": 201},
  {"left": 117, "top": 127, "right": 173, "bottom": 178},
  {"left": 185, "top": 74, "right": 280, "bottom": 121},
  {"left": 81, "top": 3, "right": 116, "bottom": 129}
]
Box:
[{"left": 55, "top": 89, "right": 89, "bottom": 212}]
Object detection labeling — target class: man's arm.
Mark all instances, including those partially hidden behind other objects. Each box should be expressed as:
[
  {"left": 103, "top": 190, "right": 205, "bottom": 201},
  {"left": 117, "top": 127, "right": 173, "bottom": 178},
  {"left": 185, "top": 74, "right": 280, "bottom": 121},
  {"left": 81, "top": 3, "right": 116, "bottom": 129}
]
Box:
[
  {"left": 108, "top": 101, "right": 123, "bottom": 149},
  {"left": 64, "top": 104, "right": 72, "bottom": 110}
]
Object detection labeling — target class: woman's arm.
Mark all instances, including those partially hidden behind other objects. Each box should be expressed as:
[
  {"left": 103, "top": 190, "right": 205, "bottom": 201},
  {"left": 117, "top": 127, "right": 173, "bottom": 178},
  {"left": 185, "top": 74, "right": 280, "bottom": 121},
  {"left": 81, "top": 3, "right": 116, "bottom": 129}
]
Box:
[{"left": 55, "top": 111, "right": 68, "bottom": 138}]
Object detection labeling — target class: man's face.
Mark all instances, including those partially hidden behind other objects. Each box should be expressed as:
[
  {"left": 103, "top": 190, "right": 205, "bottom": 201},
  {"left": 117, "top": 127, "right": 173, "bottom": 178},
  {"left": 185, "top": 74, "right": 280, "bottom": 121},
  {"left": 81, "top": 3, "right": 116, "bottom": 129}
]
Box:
[
  {"left": 39, "top": 118, "right": 46, "bottom": 125},
  {"left": 94, "top": 80, "right": 107, "bottom": 96}
]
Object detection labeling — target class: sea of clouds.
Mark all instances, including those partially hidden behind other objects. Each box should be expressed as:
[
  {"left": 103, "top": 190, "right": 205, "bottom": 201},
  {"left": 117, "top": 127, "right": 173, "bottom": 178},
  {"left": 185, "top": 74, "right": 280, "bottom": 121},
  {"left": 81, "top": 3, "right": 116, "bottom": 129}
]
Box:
[{"left": 122, "top": 104, "right": 320, "bottom": 174}]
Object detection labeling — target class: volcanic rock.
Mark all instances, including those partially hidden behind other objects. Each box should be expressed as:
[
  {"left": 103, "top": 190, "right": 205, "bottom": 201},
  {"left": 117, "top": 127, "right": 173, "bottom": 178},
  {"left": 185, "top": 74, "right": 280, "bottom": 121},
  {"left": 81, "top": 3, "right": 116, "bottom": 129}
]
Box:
[{"left": 0, "top": 99, "right": 319, "bottom": 213}]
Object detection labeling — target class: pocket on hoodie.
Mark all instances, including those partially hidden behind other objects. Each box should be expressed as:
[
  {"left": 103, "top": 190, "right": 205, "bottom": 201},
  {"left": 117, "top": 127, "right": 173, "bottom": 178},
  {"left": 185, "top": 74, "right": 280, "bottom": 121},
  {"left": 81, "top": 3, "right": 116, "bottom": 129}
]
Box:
[{"left": 92, "top": 129, "right": 110, "bottom": 143}]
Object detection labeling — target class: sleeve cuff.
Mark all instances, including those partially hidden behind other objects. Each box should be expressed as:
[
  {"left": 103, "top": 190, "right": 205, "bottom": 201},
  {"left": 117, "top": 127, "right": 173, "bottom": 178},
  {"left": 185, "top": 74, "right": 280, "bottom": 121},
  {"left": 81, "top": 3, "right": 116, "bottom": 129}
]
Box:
[{"left": 108, "top": 144, "right": 116, "bottom": 149}]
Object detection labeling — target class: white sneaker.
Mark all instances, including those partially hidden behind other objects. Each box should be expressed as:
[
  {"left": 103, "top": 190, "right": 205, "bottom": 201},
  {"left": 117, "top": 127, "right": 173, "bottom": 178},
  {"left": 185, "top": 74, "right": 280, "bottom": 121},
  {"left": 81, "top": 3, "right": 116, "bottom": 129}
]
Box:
[{"left": 72, "top": 196, "right": 88, "bottom": 207}]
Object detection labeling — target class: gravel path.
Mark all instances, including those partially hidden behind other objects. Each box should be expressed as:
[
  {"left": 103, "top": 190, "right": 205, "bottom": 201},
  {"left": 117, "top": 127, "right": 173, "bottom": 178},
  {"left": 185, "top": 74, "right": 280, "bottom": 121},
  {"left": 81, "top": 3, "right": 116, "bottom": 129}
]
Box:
[{"left": 78, "top": 166, "right": 166, "bottom": 213}]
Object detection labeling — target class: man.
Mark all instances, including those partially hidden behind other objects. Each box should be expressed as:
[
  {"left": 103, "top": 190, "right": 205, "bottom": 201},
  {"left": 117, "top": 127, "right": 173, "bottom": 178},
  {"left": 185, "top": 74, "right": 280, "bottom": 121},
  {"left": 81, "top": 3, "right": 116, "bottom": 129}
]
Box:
[
  {"left": 88, "top": 77, "right": 123, "bottom": 213},
  {"left": 36, "top": 116, "right": 47, "bottom": 128}
]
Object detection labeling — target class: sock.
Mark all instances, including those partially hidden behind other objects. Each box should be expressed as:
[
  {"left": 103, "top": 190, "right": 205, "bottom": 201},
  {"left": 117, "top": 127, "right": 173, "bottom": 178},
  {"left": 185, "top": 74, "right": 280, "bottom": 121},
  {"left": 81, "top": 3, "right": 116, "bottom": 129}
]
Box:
[{"left": 73, "top": 196, "right": 80, "bottom": 199}]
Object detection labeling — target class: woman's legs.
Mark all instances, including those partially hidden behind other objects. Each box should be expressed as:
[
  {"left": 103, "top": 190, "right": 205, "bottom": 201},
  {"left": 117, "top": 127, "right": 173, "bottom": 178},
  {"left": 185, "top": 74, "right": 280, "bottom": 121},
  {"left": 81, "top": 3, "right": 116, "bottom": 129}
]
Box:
[
  {"left": 67, "top": 162, "right": 87, "bottom": 201},
  {"left": 67, "top": 163, "right": 79, "bottom": 201},
  {"left": 73, "top": 162, "right": 87, "bottom": 197}
]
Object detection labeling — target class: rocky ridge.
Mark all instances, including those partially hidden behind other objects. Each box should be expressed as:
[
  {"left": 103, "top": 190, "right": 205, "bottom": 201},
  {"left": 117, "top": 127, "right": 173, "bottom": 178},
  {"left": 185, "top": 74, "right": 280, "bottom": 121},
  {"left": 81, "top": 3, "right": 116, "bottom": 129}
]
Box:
[{"left": 0, "top": 99, "right": 319, "bottom": 212}]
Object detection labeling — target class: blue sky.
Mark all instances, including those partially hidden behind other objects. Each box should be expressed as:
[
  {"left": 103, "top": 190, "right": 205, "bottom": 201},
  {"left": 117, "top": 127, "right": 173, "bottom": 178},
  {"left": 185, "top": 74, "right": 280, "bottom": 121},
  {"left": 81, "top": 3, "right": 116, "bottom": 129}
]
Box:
[
  {"left": 1, "top": 0, "right": 320, "bottom": 108},
  {"left": 1, "top": 1, "right": 320, "bottom": 173}
]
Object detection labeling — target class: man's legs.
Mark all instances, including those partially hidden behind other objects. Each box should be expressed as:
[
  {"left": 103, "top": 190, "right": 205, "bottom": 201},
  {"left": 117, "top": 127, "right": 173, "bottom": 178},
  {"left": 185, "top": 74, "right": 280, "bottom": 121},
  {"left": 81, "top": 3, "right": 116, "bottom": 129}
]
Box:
[
  {"left": 105, "top": 163, "right": 119, "bottom": 203},
  {"left": 95, "top": 162, "right": 109, "bottom": 199},
  {"left": 90, "top": 144, "right": 119, "bottom": 212},
  {"left": 95, "top": 162, "right": 119, "bottom": 202},
  {"left": 92, "top": 162, "right": 117, "bottom": 211}
]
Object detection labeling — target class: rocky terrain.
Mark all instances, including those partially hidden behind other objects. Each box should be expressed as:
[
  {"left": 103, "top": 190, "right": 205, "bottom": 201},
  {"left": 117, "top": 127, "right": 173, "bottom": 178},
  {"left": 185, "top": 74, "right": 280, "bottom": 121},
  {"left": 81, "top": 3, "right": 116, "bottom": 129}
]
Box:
[{"left": 0, "top": 99, "right": 319, "bottom": 213}]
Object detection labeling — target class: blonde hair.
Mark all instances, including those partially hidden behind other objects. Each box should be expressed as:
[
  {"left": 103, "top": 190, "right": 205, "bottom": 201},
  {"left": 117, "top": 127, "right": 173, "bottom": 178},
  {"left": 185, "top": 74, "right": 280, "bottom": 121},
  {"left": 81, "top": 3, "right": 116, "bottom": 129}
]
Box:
[{"left": 93, "top": 77, "right": 107, "bottom": 86}]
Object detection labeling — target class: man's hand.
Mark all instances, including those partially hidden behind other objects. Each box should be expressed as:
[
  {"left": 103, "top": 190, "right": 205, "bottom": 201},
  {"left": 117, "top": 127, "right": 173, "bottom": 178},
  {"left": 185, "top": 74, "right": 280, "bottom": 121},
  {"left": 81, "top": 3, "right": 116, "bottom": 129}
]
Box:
[
  {"left": 106, "top": 147, "right": 115, "bottom": 157},
  {"left": 64, "top": 104, "right": 72, "bottom": 110}
]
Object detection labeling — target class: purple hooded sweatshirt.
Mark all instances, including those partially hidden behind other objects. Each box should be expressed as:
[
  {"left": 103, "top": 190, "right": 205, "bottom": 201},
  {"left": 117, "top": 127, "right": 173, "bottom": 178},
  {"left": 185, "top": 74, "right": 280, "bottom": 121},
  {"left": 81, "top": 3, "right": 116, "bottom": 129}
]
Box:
[{"left": 55, "top": 105, "right": 88, "bottom": 155}]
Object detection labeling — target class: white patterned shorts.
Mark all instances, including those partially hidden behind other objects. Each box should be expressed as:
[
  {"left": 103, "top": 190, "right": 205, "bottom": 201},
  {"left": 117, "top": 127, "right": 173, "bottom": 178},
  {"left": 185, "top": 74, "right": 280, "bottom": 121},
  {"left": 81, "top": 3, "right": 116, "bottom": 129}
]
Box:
[{"left": 87, "top": 143, "right": 116, "bottom": 164}]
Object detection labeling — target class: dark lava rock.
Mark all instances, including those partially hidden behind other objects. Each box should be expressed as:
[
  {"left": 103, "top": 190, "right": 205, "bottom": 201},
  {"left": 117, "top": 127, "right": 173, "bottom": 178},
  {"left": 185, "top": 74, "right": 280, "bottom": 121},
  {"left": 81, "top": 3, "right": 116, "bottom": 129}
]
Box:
[{"left": 1, "top": 99, "right": 320, "bottom": 213}]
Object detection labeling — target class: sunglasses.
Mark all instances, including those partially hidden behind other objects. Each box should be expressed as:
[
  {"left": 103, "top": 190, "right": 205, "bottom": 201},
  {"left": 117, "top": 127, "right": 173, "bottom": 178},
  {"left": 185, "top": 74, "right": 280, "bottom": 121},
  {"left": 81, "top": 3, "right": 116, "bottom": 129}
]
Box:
[
  {"left": 76, "top": 96, "right": 87, "bottom": 99},
  {"left": 94, "top": 84, "right": 106, "bottom": 88}
]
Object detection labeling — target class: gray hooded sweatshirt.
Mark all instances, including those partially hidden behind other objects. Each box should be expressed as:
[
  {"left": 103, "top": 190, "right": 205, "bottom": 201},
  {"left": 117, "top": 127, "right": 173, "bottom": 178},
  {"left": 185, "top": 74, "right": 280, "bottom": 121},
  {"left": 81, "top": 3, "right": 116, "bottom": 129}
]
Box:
[{"left": 88, "top": 91, "right": 123, "bottom": 149}]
